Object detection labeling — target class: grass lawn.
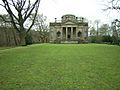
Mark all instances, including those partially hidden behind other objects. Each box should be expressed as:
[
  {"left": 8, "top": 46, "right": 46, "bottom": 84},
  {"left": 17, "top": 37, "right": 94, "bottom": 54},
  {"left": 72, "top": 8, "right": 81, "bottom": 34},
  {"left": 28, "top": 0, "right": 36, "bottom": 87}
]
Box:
[
  {"left": 0, "top": 47, "right": 13, "bottom": 50},
  {"left": 0, "top": 44, "right": 120, "bottom": 90}
]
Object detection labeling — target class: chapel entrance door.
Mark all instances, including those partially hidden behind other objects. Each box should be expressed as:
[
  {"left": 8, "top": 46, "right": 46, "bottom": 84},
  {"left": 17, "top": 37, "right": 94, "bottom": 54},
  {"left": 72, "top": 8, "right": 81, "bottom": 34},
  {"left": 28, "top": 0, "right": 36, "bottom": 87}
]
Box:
[
  {"left": 67, "top": 35, "right": 71, "bottom": 40},
  {"left": 67, "top": 27, "right": 71, "bottom": 40}
]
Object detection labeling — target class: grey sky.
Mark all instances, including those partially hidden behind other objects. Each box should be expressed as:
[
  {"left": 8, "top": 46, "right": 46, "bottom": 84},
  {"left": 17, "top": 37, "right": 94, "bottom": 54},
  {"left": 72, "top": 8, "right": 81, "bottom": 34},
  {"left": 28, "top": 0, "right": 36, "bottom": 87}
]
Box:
[
  {"left": 0, "top": 0, "right": 120, "bottom": 25},
  {"left": 39, "top": 0, "right": 120, "bottom": 25}
]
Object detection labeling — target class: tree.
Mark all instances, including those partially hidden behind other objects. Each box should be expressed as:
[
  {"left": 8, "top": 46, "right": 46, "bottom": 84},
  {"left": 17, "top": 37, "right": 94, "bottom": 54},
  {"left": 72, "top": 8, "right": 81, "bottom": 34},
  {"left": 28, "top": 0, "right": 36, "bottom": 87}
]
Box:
[
  {"left": 102, "top": 0, "right": 120, "bottom": 45},
  {"left": 0, "top": 14, "right": 11, "bottom": 46},
  {"left": 0, "top": 0, "right": 41, "bottom": 46},
  {"left": 94, "top": 20, "right": 100, "bottom": 37},
  {"left": 111, "top": 19, "right": 120, "bottom": 44},
  {"left": 99, "top": 24, "right": 110, "bottom": 36},
  {"left": 103, "top": 0, "right": 120, "bottom": 12},
  {"left": 90, "top": 27, "right": 97, "bottom": 36},
  {"left": 30, "top": 14, "right": 49, "bottom": 43},
  {"left": 0, "top": 14, "right": 20, "bottom": 46}
]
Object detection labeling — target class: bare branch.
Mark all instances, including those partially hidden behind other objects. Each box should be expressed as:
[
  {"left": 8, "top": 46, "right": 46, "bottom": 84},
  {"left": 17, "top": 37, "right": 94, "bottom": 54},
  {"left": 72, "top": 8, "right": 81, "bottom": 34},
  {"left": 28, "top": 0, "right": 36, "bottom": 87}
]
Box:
[
  {"left": 103, "top": 0, "right": 120, "bottom": 13},
  {"left": 24, "top": 0, "right": 31, "bottom": 19},
  {"left": 0, "top": 3, "right": 5, "bottom": 7},
  {"left": 21, "top": 0, "right": 26, "bottom": 11},
  {"left": 11, "top": 0, "right": 19, "bottom": 11},
  {"left": 0, "top": 15, "right": 11, "bottom": 23},
  {"left": 24, "top": 0, "right": 39, "bottom": 21},
  {"left": 3, "top": 0, "right": 19, "bottom": 21},
  {"left": 27, "top": 0, "right": 40, "bottom": 33}
]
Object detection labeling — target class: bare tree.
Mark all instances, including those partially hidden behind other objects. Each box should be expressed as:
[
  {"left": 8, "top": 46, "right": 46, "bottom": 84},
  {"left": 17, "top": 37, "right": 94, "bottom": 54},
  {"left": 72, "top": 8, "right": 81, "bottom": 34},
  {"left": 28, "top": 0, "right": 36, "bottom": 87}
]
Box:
[
  {"left": 103, "top": 0, "right": 120, "bottom": 12},
  {"left": 0, "top": 14, "right": 20, "bottom": 46},
  {"left": 94, "top": 20, "right": 100, "bottom": 37},
  {"left": 0, "top": 14, "right": 10, "bottom": 46},
  {"left": 112, "top": 21, "right": 120, "bottom": 45},
  {"left": 90, "top": 27, "right": 97, "bottom": 36},
  {"left": 0, "top": 0, "right": 41, "bottom": 46},
  {"left": 102, "top": 0, "right": 120, "bottom": 44},
  {"left": 30, "top": 14, "right": 49, "bottom": 43},
  {"left": 99, "top": 24, "right": 110, "bottom": 36}
]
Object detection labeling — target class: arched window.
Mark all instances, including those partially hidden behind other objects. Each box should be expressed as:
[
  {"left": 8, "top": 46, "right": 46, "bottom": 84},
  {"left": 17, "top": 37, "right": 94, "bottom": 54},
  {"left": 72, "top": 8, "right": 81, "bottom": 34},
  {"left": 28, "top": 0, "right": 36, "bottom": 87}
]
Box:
[
  {"left": 57, "top": 31, "right": 61, "bottom": 37},
  {"left": 78, "top": 31, "right": 82, "bottom": 37}
]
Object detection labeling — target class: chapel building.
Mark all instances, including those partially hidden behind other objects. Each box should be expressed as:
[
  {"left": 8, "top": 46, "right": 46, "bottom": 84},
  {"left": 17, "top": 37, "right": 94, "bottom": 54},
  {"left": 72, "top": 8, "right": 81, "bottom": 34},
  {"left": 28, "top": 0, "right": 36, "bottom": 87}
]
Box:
[{"left": 49, "top": 14, "right": 88, "bottom": 43}]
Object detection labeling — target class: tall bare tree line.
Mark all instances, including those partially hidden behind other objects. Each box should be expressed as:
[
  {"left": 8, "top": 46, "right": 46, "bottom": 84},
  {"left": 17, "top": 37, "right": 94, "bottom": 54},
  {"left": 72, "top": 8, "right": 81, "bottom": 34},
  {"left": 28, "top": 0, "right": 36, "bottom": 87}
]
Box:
[
  {"left": 0, "top": 0, "right": 41, "bottom": 46},
  {"left": 0, "top": 13, "right": 49, "bottom": 46}
]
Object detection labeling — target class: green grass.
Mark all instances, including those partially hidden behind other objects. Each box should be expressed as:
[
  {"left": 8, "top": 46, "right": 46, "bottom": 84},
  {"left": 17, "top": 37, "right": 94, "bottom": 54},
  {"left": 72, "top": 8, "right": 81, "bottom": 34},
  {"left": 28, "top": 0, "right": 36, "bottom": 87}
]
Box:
[
  {"left": 0, "top": 47, "right": 12, "bottom": 50},
  {"left": 0, "top": 44, "right": 120, "bottom": 90}
]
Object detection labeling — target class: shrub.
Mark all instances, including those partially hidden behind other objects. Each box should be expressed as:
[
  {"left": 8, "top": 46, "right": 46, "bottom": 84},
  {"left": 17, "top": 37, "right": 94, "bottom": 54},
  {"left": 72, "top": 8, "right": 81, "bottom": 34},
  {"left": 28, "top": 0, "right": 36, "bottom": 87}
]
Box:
[{"left": 25, "top": 33, "right": 33, "bottom": 45}]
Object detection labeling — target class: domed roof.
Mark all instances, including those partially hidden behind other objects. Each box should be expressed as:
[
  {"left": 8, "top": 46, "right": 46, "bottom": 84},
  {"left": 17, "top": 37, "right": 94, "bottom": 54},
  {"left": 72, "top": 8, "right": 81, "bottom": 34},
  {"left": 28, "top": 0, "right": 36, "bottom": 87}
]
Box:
[{"left": 62, "top": 14, "right": 75, "bottom": 18}]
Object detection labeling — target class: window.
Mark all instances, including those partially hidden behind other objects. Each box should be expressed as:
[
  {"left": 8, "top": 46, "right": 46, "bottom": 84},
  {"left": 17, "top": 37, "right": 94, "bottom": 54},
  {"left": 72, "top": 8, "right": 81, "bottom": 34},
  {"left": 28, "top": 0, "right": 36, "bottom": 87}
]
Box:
[
  {"left": 73, "top": 27, "right": 76, "bottom": 35},
  {"left": 78, "top": 31, "right": 82, "bottom": 37},
  {"left": 57, "top": 31, "right": 61, "bottom": 37}
]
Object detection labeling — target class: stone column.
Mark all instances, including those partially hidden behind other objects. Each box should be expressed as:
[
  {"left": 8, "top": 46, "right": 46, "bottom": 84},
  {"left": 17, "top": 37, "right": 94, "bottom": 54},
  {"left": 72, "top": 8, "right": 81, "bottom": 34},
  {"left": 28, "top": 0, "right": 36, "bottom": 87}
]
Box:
[
  {"left": 66, "top": 27, "right": 68, "bottom": 40},
  {"left": 76, "top": 28, "right": 77, "bottom": 40},
  {"left": 71, "top": 27, "right": 73, "bottom": 40},
  {"left": 61, "top": 28, "right": 62, "bottom": 40}
]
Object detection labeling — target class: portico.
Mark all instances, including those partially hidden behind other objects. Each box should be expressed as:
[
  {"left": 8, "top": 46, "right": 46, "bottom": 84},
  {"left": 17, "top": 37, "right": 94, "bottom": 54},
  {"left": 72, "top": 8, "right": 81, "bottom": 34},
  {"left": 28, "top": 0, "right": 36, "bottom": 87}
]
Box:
[{"left": 61, "top": 27, "right": 78, "bottom": 40}]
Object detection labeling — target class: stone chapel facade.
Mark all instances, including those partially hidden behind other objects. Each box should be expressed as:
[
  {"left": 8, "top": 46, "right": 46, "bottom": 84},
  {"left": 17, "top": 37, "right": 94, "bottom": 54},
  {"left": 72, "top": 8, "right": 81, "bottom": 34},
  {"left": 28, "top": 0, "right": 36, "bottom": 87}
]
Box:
[{"left": 49, "top": 14, "right": 88, "bottom": 43}]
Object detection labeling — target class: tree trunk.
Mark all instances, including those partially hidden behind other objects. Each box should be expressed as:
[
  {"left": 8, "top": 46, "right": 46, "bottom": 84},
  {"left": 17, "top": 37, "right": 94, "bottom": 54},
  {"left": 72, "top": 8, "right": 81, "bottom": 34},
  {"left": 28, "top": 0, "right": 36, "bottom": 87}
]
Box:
[{"left": 19, "top": 29, "right": 26, "bottom": 46}]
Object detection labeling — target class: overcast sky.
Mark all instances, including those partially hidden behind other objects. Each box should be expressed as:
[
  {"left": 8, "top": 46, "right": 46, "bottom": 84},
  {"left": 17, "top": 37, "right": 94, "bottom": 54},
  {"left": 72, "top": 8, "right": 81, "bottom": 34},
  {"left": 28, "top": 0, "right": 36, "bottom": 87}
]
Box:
[
  {"left": 39, "top": 0, "right": 120, "bottom": 25},
  {"left": 0, "top": 0, "right": 120, "bottom": 25}
]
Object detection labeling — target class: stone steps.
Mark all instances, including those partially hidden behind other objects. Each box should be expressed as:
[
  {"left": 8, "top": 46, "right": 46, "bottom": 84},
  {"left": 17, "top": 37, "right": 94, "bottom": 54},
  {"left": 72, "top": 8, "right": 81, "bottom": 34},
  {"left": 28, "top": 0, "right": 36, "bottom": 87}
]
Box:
[{"left": 61, "top": 40, "right": 78, "bottom": 44}]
